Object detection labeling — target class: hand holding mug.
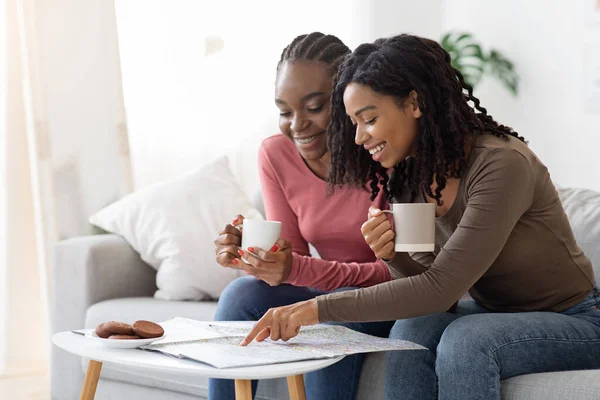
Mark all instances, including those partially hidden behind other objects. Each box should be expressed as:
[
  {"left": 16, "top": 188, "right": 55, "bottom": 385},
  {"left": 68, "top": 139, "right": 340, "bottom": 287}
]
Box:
[
  {"left": 361, "top": 206, "right": 396, "bottom": 260},
  {"left": 237, "top": 238, "right": 293, "bottom": 286},
  {"left": 214, "top": 214, "right": 244, "bottom": 269},
  {"left": 362, "top": 203, "right": 436, "bottom": 260}
]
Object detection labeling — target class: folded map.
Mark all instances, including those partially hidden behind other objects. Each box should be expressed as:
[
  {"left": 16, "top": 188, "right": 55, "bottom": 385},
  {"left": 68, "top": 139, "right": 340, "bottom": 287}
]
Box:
[{"left": 141, "top": 318, "right": 426, "bottom": 369}]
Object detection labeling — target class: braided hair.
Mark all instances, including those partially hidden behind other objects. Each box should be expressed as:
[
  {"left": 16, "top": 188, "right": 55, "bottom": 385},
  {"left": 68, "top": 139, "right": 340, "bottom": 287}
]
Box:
[
  {"left": 277, "top": 32, "right": 350, "bottom": 74},
  {"left": 327, "top": 34, "right": 525, "bottom": 203}
]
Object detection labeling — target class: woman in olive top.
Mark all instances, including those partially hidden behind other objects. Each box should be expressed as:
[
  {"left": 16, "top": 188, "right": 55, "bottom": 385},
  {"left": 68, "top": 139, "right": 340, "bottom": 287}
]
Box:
[{"left": 240, "top": 34, "right": 600, "bottom": 400}]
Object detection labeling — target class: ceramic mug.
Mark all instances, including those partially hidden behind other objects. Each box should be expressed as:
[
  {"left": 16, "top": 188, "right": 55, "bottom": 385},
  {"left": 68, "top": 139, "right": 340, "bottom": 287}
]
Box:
[
  {"left": 240, "top": 219, "right": 282, "bottom": 254},
  {"left": 382, "top": 203, "right": 435, "bottom": 252}
]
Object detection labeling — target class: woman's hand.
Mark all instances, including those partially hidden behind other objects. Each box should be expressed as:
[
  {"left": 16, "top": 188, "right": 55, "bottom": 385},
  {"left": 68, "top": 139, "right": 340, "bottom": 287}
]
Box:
[
  {"left": 240, "top": 299, "right": 319, "bottom": 345},
  {"left": 237, "top": 238, "right": 293, "bottom": 286},
  {"left": 361, "top": 206, "right": 396, "bottom": 260},
  {"left": 214, "top": 215, "right": 244, "bottom": 269}
]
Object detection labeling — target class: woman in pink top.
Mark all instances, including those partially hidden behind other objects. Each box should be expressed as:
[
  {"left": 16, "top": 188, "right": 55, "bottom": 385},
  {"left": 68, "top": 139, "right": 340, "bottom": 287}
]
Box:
[{"left": 209, "top": 33, "right": 393, "bottom": 400}]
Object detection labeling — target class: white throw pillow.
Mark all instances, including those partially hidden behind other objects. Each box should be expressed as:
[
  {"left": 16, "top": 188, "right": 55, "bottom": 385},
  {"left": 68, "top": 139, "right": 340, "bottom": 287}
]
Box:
[{"left": 89, "top": 156, "right": 264, "bottom": 300}]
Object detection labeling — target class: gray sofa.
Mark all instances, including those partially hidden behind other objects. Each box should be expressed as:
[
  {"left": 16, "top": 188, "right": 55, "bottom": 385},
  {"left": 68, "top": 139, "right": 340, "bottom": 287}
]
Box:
[{"left": 51, "top": 187, "right": 600, "bottom": 400}]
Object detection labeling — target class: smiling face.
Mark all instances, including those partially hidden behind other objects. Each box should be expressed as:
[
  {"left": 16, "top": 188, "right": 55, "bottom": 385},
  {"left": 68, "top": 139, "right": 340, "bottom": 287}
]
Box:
[
  {"left": 343, "top": 83, "right": 422, "bottom": 169},
  {"left": 275, "top": 61, "right": 333, "bottom": 161}
]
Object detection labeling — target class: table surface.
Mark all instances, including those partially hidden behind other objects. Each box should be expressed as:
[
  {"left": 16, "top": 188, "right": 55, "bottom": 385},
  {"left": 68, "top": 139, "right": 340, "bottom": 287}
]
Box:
[{"left": 52, "top": 331, "right": 345, "bottom": 380}]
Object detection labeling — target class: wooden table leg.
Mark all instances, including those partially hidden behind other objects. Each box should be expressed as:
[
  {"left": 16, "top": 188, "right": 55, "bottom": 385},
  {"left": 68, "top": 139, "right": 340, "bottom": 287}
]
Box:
[
  {"left": 80, "top": 360, "right": 102, "bottom": 400},
  {"left": 287, "top": 374, "right": 306, "bottom": 400},
  {"left": 234, "top": 379, "right": 253, "bottom": 400}
]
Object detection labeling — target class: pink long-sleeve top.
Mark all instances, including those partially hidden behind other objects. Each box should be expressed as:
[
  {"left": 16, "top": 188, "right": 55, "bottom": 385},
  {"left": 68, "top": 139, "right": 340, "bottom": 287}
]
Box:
[{"left": 258, "top": 134, "right": 392, "bottom": 291}]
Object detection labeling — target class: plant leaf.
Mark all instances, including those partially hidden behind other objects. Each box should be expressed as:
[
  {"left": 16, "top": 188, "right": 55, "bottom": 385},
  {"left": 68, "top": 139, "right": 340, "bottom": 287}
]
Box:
[
  {"left": 486, "top": 49, "right": 519, "bottom": 96},
  {"left": 454, "top": 32, "right": 473, "bottom": 44},
  {"left": 439, "top": 31, "right": 485, "bottom": 88},
  {"left": 440, "top": 32, "right": 452, "bottom": 49},
  {"left": 440, "top": 32, "right": 519, "bottom": 95}
]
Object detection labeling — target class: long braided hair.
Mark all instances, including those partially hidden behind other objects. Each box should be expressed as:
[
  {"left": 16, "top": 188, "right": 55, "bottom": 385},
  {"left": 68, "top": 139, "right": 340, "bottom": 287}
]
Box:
[
  {"left": 327, "top": 34, "right": 525, "bottom": 203},
  {"left": 277, "top": 32, "right": 350, "bottom": 75}
]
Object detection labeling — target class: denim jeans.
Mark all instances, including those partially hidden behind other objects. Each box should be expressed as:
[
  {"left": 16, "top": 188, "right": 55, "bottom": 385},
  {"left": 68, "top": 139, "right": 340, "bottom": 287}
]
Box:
[
  {"left": 208, "top": 276, "right": 393, "bottom": 400},
  {"left": 386, "top": 288, "right": 600, "bottom": 400}
]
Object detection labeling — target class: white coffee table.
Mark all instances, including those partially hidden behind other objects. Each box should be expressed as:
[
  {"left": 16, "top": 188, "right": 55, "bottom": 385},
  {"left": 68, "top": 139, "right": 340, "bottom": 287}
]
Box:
[{"left": 52, "top": 331, "right": 345, "bottom": 400}]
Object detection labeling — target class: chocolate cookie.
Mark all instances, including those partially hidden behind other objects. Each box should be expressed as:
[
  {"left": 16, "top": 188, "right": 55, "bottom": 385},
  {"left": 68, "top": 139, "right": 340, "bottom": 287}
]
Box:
[
  {"left": 108, "top": 334, "right": 140, "bottom": 340},
  {"left": 103, "top": 321, "right": 135, "bottom": 335},
  {"left": 95, "top": 323, "right": 112, "bottom": 339},
  {"left": 132, "top": 320, "right": 164, "bottom": 339}
]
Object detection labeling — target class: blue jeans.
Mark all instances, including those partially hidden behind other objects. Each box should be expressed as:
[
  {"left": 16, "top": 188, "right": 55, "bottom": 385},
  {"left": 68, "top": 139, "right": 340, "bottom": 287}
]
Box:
[
  {"left": 386, "top": 289, "right": 600, "bottom": 400},
  {"left": 208, "top": 276, "right": 394, "bottom": 400}
]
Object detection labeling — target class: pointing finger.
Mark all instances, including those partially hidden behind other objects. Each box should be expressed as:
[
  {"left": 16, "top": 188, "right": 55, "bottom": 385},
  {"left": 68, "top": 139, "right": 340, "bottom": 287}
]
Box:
[{"left": 240, "top": 313, "right": 271, "bottom": 346}]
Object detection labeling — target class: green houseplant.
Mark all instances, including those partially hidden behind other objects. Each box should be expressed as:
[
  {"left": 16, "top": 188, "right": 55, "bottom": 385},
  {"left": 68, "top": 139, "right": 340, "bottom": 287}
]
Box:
[{"left": 440, "top": 32, "right": 518, "bottom": 96}]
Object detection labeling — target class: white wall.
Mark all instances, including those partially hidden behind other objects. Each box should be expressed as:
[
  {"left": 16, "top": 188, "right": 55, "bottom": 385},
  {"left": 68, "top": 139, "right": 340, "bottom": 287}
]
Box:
[
  {"left": 115, "top": 0, "right": 444, "bottom": 196},
  {"left": 358, "top": 0, "right": 443, "bottom": 42},
  {"left": 444, "top": 0, "right": 600, "bottom": 191}
]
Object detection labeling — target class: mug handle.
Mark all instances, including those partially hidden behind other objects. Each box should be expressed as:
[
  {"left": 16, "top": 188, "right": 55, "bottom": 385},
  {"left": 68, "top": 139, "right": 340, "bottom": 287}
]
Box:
[{"left": 380, "top": 210, "right": 395, "bottom": 230}]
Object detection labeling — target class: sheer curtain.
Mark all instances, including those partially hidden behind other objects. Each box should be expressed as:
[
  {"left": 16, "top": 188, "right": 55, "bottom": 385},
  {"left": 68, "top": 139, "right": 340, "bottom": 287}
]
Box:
[{"left": 0, "top": 0, "right": 53, "bottom": 379}]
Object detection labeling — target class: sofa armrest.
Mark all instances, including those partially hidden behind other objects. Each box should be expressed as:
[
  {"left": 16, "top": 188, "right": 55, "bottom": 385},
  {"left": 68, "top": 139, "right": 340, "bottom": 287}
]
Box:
[
  {"left": 51, "top": 234, "right": 156, "bottom": 333},
  {"left": 51, "top": 234, "right": 156, "bottom": 399}
]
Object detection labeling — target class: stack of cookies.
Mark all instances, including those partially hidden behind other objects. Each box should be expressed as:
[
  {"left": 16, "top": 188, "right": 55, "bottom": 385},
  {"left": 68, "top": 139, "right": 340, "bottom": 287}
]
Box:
[{"left": 95, "top": 320, "right": 164, "bottom": 340}]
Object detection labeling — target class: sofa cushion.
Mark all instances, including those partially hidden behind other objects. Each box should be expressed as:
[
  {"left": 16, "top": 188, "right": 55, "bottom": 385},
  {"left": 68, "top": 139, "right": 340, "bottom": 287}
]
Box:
[
  {"left": 558, "top": 187, "right": 600, "bottom": 281},
  {"left": 355, "top": 352, "right": 386, "bottom": 398},
  {"left": 84, "top": 297, "right": 218, "bottom": 329},
  {"left": 95, "top": 368, "right": 289, "bottom": 400},
  {"left": 501, "top": 370, "right": 600, "bottom": 400},
  {"left": 353, "top": 353, "right": 600, "bottom": 400}
]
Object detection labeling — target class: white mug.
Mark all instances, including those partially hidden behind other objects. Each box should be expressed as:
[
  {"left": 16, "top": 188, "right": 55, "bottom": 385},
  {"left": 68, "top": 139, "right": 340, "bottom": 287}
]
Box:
[
  {"left": 382, "top": 203, "right": 435, "bottom": 252},
  {"left": 241, "top": 219, "right": 282, "bottom": 253}
]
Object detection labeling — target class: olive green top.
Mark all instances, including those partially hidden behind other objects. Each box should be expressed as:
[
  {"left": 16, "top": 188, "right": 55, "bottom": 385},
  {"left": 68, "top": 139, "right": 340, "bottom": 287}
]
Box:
[{"left": 317, "top": 134, "right": 594, "bottom": 322}]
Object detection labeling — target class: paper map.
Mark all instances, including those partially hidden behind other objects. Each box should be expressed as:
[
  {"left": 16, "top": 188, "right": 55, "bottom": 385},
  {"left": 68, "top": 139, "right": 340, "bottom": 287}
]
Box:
[{"left": 141, "top": 318, "right": 426, "bottom": 369}]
